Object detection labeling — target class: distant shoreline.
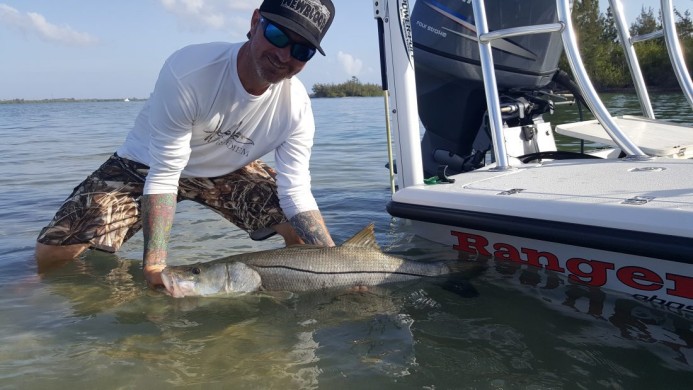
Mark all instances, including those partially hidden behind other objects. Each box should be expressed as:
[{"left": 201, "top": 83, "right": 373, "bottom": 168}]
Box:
[
  {"left": 0, "top": 98, "right": 148, "bottom": 104},
  {"left": 3, "top": 88, "right": 681, "bottom": 105},
  {"left": 0, "top": 96, "right": 381, "bottom": 104}
]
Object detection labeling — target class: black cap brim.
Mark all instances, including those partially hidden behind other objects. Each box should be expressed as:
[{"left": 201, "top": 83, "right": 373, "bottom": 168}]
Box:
[{"left": 260, "top": 12, "right": 326, "bottom": 56}]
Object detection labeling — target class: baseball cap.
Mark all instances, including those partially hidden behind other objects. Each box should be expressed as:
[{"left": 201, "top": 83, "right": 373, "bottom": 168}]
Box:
[{"left": 259, "top": 0, "right": 335, "bottom": 56}]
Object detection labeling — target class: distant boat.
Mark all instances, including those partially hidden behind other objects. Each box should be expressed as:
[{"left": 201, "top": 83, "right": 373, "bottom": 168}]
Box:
[{"left": 124, "top": 98, "right": 130, "bottom": 102}]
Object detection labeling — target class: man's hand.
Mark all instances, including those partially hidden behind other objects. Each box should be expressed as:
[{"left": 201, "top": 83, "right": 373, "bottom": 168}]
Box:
[{"left": 144, "top": 264, "right": 166, "bottom": 288}]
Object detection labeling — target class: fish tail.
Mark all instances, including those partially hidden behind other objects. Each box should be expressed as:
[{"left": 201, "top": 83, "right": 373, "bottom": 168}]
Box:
[
  {"left": 439, "top": 261, "right": 483, "bottom": 297},
  {"left": 444, "top": 259, "right": 487, "bottom": 276}
]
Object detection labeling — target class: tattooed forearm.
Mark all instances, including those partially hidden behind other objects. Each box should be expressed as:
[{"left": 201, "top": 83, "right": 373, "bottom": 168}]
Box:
[
  {"left": 289, "top": 210, "right": 335, "bottom": 246},
  {"left": 141, "top": 193, "right": 177, "bottom": 268}
]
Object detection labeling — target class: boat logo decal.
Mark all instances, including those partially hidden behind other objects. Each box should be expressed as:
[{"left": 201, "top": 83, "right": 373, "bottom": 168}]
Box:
[
  {"left": 450, "top": 229, "right": 693, "bottom": 310},
  {"left": 398, "top": 0, "right": 415, "bottom": 64}
]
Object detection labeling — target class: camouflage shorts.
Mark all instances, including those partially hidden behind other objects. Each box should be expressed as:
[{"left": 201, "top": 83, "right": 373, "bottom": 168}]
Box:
[{"left": 37, "top": 154, "right": 288, "bottom": 252}]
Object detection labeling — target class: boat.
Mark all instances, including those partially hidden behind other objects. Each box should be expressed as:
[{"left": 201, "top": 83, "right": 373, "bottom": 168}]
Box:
[{"left": 373, "top": 0, "right": 693, "bottom": 310}]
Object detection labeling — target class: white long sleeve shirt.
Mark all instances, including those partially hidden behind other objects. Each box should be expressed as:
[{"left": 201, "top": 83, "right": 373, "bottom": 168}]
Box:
[{"left": 116, "top": 42, "right": 318, "bottom": 218}]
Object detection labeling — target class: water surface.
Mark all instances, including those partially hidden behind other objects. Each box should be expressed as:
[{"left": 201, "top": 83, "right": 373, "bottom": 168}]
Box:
[{"left": 0, "top": 95, "right": 691, "bottom": 389}]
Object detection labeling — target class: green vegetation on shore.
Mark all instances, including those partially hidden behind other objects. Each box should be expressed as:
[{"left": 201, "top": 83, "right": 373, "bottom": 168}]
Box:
[
  {"left": 310, "top": 3, "right": 693, "bottom": 97},
  {"left": 311, "top": 77, "right": 382, "bottom": 98},
  {"left": 561, "top": 1, "right": 692, "bottom": 90}
]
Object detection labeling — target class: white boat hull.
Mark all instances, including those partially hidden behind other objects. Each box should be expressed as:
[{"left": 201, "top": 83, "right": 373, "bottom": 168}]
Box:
[
  {"left": 388, "top": 158, "right": 693, "bottom": 307},
  {"left": 377, "top": 0, "right": 693, "bottom": 310},
  {"left": 397, "top": 219, "right": 692, "bottom": 310}
]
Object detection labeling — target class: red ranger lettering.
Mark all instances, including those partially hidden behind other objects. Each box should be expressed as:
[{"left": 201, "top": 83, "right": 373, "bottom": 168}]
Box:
[
  {"left": 667, "top": 273, "right": 693, "bottom": 299},
  {"left": 617, "top": 266, "right": 662, "bottom": 291},
  {"left": 451, "top": 230, "right": 693, "bottom": 300},
  {"left": 565, "top": 258, "right": 614, "bottom": 286}
]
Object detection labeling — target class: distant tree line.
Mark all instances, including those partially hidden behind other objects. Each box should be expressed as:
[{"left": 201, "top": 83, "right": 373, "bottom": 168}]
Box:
[
  {"left": 565, "top": 0, "right": 692, "bottom": 90},
  {"left": 311, "top": 3, "right": 692, "bottom": 97},
  {"left": 0, "top": 97, "right": 145, "bottom": 104},
  {"left": 312, "top": 76, "right": 383, "bottom": 98}
]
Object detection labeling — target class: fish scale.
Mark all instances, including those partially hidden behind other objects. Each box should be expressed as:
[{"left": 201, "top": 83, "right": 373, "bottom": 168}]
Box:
[
  {"left": 241, "top": 247, "right": 453, "bottom": 291},
  {"left": 161, "top": 224, "right": 465, "bottom": 297}
]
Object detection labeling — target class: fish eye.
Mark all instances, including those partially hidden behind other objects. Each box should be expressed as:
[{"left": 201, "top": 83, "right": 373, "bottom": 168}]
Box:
[{"left": 192, "top": 267, "right": 201, "bottom": 275}]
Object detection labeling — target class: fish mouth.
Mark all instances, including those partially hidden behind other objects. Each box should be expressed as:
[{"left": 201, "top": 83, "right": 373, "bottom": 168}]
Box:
[{"left": 160, "top": 270, "right": 185, "bottom": 298}]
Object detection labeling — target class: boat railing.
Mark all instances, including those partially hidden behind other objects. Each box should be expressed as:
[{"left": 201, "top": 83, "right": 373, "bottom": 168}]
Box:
[
  {"left": 374, "top": 0, "right": 690, "bottom": 188},
  {"left": 609, "top": 0, "right": 693, "bottom": 117},
  {"left": 472, "top": 0, "right": 647, "bottom": 171}
]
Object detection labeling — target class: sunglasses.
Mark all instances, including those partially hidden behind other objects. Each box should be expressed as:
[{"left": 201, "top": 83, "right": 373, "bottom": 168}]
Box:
[{"left": 260, "top": 18, "right": 317, "bottom": 62}]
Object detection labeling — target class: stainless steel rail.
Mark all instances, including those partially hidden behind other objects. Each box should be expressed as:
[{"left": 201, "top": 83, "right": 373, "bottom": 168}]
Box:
[
  {"left": 472, "top": 0, "right": 647, "bottom": 166},
  {"left": 660, "top": 0, "right": 693, "bottom": 109},
  {"left": 609, "top": 0, "right": 655, "bottom": 118},
  {"left": 609, "top": 0, "right": 693, "bottom": 117},
  {"left": 556, "top": 0, "right": 646, "bottom": 157}
]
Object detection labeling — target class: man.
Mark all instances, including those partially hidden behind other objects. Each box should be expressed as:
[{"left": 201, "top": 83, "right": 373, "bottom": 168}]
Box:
[{"left": 35, "top": 0, "right": 336, "bottom": 287}]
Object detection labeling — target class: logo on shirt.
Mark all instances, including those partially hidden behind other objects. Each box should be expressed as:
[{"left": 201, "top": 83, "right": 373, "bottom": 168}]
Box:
[{"left": 204, "top": 120, "right": 255, "bottom": 157}]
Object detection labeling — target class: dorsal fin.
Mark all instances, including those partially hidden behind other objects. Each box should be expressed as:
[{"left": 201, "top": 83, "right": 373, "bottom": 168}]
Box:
[{"left": 340, "top": 223, "right": 381, "bottom": 251}]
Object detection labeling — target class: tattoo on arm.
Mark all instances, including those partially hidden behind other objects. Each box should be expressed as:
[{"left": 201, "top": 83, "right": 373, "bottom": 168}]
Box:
[
  {"left": 289, "top": 210, "right": 335, "bottom": 246},
  {"left": 141, "top": 193, "right": 177, "bottom": 268}
]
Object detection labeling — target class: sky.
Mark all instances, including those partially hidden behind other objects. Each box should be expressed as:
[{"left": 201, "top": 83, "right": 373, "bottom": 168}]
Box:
[{"left": 0, "top": 0, "right": 690, "bottom": 100}]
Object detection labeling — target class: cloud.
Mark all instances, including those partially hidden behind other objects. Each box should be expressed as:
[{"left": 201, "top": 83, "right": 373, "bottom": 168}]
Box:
[
  {"left": 337, "top": 51, "right": 363, "bottom": 77},
  {"left": 159, "top": 0, "right": 259, "bottom": 34},
  {"left": 0, "top": 4, "right": 98, "bottom": 46}
]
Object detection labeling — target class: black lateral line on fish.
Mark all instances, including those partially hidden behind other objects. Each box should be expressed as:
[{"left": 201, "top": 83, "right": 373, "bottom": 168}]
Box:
[{"left": 251, "top": 264, "right": 432, "bottom": 278}]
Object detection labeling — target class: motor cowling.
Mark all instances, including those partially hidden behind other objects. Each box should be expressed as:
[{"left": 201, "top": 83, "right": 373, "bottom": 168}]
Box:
[{"left": 412, "top": 0, "right": 569, "bottom": 176}]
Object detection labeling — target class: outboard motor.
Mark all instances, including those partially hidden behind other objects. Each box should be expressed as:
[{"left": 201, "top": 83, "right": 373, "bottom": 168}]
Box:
[{"left": 411, "top": 0, "right": 569, "bottom": 176}]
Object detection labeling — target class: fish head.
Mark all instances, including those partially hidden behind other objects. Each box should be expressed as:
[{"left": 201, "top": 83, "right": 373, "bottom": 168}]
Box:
[
  {"left": 161, "top": 262, "right": 262, "bottom": 297},
  {"left": 161, "top": 263, "right": 229, "bottom": 297}
]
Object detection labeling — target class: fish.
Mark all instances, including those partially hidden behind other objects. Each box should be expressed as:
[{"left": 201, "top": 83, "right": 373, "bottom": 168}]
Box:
[{"left": 160, "top": 223, "right": 470, "bottom": 298}]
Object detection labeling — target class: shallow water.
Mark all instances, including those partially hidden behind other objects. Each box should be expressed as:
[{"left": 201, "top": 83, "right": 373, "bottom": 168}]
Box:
[{"left": 0, "top": 95, "right": 691, "bottom": 389}]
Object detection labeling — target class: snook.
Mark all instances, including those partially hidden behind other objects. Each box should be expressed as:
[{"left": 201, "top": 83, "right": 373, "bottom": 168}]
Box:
[{"left": 161, "top": 224, "right": 465, "bottom": 297}]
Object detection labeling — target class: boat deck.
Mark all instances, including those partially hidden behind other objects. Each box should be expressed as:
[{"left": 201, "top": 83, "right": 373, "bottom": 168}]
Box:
[
  {"left": 392, "top": 157, "right": 693, "bottom": 238},
  {"left": 556, "top": 115, "right": 693, "bottom": 158}
]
